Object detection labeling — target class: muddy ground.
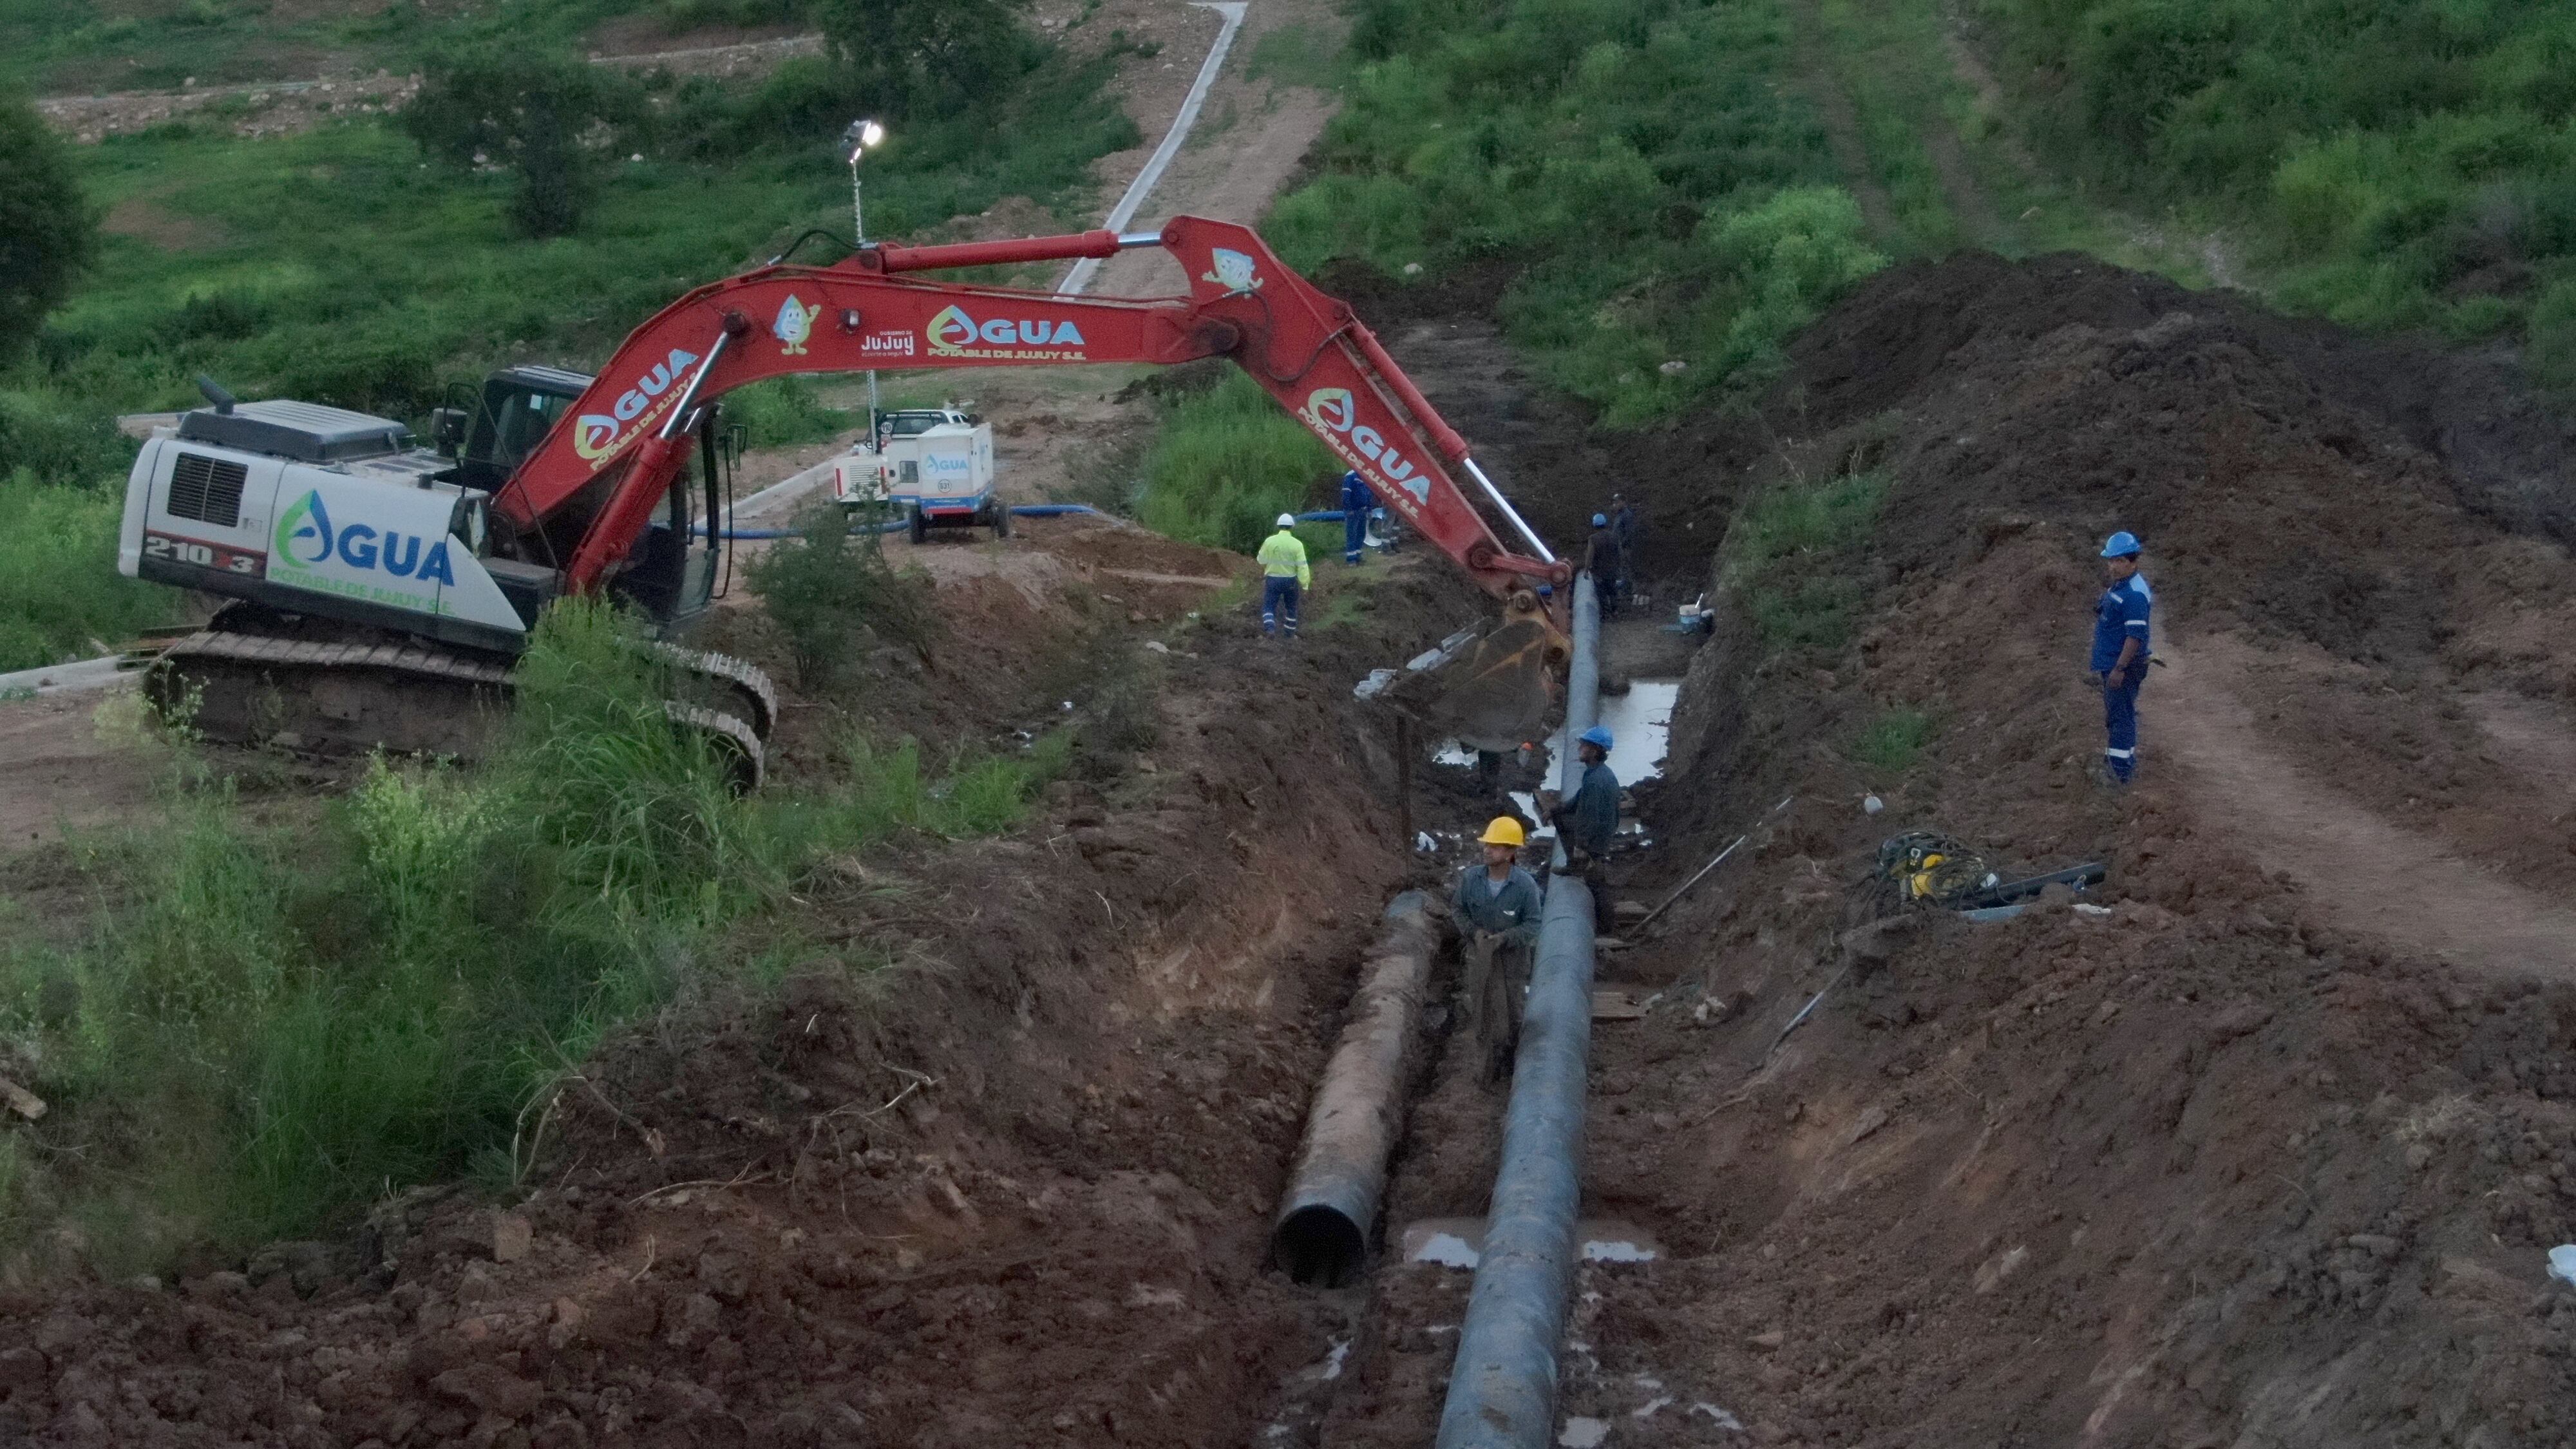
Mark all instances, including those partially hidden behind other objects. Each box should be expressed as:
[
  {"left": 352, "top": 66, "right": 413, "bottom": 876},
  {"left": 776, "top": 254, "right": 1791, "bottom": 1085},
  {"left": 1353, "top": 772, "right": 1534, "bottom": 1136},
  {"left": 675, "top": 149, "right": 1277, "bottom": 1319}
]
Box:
[
  {"left": 1354, "top": 254, "right": 2576, "bottom": 1448},
  {"left": 6, "top": 227, "right": 2576, "bottom": 1449}
]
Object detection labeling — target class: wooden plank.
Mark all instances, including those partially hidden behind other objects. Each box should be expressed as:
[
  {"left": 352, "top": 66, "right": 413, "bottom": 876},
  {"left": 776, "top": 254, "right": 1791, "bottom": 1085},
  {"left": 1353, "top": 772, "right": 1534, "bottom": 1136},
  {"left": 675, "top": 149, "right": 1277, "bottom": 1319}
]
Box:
[{"left": 1591, "top": 989, "right": 1649, "bottom": 1021}]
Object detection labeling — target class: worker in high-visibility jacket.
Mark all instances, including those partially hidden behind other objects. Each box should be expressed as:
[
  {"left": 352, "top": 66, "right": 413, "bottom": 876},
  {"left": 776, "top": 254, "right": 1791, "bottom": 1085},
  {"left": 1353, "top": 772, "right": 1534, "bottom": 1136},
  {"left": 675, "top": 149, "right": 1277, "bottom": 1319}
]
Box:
[{"left": 1256, "top": 513, "right": 1312, "bottom": 638}]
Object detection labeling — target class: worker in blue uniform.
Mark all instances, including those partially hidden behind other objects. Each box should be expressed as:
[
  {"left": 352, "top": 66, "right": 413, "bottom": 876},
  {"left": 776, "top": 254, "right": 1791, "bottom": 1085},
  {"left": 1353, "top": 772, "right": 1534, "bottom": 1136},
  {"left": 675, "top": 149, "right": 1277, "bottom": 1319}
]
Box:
[
  {"left": 1455, "top": 817, "right": 1542, "bottom": 1081},
  {"left": 1339, "top": 469, "right": 1374, "bottom": 565},
  {"left": 2089, "top": 531, "right": 2153, "bottom": 785},
  {"left": 1549, "top": 724, "right": 1621, "bottom": 890}
]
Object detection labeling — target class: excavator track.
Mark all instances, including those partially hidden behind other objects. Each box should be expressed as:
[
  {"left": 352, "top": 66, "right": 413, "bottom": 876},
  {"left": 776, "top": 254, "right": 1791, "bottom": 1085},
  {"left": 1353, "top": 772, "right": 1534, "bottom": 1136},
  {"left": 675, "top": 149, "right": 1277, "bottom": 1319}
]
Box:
[{"left": 151, "top": 619, "right": 768, "bottom": 791}]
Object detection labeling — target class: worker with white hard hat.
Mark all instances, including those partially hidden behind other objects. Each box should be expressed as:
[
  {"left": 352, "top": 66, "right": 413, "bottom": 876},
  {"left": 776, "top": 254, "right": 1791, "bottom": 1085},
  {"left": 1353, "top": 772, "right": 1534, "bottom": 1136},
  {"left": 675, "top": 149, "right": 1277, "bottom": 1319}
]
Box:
[
  {"left": 1256, "top": 513, "right": 1312, "bottom": 638},
  {"left": 1454, "top": 817, "right": 1542, "bottom": 1083},
  {"left": 2088, "top": 531, "right": 2154, "bottom": 785}
]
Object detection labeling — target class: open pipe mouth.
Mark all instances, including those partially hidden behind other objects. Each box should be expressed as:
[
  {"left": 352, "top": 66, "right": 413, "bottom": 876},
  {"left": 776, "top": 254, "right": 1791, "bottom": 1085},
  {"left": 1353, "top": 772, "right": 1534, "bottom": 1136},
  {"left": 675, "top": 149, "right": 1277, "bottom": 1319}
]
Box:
[{"left": 1273, "top": 1205, "right": 1368, "bottom": 1289}]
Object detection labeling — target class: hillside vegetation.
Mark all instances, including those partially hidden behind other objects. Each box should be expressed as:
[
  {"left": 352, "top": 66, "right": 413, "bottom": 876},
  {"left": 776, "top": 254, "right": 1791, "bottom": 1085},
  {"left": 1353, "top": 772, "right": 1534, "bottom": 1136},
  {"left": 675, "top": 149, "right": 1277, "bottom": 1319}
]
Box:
[
  {"left": 1265, "top": 0, "right": 1886, "bottom": 423},
  {"left": 1969, "top": 0, "right": 2576, "bottom": 377},
  {"left": 0, "top": 11, "right": 1137, "bottom": 669}
]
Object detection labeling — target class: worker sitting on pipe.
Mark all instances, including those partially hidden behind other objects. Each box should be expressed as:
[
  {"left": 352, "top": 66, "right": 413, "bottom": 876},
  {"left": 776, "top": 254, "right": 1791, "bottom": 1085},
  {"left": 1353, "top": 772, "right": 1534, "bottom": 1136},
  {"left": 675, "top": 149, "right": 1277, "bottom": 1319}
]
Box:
[
  {"left": 1455, "top": 817, "right": 1542, "bottom": 1084},
  {"left": 1549, "top": 725, "right": 1620, "bottom": 889}
]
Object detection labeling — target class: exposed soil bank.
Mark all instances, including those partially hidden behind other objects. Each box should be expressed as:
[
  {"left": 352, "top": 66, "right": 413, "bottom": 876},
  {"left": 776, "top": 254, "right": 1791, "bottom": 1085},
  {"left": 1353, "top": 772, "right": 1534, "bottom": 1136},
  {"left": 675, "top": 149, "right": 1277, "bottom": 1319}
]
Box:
[
  {"left": 1507, "top": 253, "right": 2576, "bottom": 1447},
  {"left": 0, "top": 524, "right": 1470, "bottom": 1448}
]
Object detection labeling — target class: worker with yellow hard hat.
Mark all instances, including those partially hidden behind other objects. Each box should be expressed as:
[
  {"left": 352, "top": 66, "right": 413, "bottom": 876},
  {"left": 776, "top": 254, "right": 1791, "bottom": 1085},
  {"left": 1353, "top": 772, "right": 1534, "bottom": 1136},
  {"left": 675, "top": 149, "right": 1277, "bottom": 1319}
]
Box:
[{"left": 1454, "top": 816, "right": 1542, "bottom": 1084}]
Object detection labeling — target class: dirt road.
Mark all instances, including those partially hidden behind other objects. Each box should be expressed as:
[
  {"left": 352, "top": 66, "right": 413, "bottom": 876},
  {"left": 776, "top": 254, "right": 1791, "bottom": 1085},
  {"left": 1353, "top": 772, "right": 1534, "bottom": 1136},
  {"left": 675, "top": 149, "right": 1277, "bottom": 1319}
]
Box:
[{"left": 2159, "top": 631, "right": 2576, "bottom": 980}]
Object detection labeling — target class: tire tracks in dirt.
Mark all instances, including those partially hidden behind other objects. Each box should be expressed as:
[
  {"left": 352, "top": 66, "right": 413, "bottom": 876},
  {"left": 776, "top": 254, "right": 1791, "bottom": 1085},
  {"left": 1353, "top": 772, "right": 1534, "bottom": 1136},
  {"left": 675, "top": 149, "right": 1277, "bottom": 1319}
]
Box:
[{"left": 2157, "top": 631, "right": 2576, "bottom": 980}]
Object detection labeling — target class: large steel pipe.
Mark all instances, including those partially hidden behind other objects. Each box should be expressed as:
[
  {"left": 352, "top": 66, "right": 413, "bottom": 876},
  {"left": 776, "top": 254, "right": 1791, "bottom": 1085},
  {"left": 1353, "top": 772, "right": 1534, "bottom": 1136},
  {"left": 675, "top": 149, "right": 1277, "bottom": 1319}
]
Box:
[
  {"left": 1435, "top": 573, "right": 1602, "bottom": 1449},
  {"left": 1271, "top": 890, "right": 1446, "bottom": 1287}
]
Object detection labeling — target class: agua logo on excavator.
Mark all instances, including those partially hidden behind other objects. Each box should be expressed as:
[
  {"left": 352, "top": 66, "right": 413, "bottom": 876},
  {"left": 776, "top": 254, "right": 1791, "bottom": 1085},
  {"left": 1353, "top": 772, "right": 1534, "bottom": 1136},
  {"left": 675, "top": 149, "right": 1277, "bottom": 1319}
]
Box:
[
  {"left": 274, "top": 490, "right": 458, "bottom": 587},
  {"left": 924, "top": 306, "right": 1088, "bottom": 357},
  {"left": 1301, "top": 387, "right": 1430, "bottom": 505},
  {"left": 572, "top": 347, "right": 705, "bottom": 465}
]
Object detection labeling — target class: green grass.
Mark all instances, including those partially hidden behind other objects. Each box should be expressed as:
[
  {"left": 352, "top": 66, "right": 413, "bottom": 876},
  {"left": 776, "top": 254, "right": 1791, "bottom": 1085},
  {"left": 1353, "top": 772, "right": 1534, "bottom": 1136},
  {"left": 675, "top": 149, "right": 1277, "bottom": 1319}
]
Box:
[
  {"left": 0, "top": 598, "right": 1066, "bottom": 1267},
  {"left": 1719, "top": 468, "right": 1888, "bottom": 655},
  {"left": 1244, "top": 23, "right": 1345, "bottom": 92},
  {"left": 1965, "top": 0, "right": 2576, "bottom": 372},
  {"left": 1133, "top": 372, "right": 1342, "bottom": 553},
  {"left": 1263, "top": 0, "right": 1883, "bottom": 422},
  {"left": 1850, "top": 705, "right": 1933, "bottom": 772},
  {"left": 5, "top": 40, "right": 1137, "bottom": 666},
  {"left": 0, "top": 0, "right": 694, "bottom": 94},
  {"left": 0, "top": 475, "right": 175, "bottom": 669}
]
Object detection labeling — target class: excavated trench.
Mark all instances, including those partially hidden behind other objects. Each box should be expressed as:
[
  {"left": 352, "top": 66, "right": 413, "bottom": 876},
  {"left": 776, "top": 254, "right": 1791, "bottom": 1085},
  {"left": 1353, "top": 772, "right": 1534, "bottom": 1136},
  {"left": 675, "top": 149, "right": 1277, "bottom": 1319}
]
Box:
[{"left": 7, "top": 254, "right": 2576, "bottom": 1448}]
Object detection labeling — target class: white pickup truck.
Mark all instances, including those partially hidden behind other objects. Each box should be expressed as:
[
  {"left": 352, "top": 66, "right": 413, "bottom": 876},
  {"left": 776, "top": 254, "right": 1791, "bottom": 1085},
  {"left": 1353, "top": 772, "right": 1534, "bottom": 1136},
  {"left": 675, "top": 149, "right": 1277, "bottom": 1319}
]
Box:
[{"left": 832, "top": 408, "right": 1007, "bottom": 542}]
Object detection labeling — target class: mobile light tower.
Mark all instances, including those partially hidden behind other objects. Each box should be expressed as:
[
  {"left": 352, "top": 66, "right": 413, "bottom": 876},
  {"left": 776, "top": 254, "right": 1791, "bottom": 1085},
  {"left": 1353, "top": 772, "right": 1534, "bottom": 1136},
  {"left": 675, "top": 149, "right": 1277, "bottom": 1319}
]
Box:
[{"left": 844, "top": 117, "right": 888, "bottom": 439}]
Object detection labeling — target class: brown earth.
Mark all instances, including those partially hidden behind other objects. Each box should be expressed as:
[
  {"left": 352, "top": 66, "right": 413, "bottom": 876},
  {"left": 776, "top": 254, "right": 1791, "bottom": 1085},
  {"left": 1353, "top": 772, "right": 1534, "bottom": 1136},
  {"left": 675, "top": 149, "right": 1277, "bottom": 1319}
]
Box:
[
  {"left": 1340, "top": 253, "right": 2576, "bottom": 1447},
  {"left": 0, "top": 515, "right": 1466, "bottom": 1448},
  {"left": 10, "top": 222, "right": 2576, "bottom": 1449}
]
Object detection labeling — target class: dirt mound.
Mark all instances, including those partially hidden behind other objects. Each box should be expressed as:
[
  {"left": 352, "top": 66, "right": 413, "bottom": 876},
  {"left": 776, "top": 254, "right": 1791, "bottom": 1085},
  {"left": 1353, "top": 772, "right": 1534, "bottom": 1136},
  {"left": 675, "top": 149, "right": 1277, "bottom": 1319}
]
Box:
[
  {"left": 0, "top": 554, "right": 1473, "bottom": 1446},
  {"left": 1535, "top": 251, "right": 2576, "bottom": 1446}
]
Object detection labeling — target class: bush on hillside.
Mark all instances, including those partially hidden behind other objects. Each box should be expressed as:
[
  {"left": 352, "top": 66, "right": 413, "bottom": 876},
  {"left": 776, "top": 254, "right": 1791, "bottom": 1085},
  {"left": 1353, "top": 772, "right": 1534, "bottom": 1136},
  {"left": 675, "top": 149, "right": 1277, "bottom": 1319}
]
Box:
[
  {"left": 818, "top": 0, "right": 1043, "bottom": 123},
  {"left": 0, "top": 93, "right": 97, "bottom": 363},
  {"left": 1133, "top": 373, "right": 1340, "bottom": 553},
  {"left": 745, "top": 498, "right": 934, "bottom": 692},
  {"left": 1265, "top": 0, "right": 1871, "bottom": 420},
  {"left": 403, "top": 48, "right": 645, "bottom": 238},
  {"left": 1973, "top": 0, "right": 2576, "bottom": 345}
]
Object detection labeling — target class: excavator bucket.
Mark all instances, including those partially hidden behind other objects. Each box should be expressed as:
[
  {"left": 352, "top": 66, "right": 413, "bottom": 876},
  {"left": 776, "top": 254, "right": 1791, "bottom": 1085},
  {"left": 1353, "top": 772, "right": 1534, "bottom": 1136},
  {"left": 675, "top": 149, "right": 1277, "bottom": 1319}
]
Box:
[{"left": 1381, "top": 594, "right": 1568, "bottom": 753}]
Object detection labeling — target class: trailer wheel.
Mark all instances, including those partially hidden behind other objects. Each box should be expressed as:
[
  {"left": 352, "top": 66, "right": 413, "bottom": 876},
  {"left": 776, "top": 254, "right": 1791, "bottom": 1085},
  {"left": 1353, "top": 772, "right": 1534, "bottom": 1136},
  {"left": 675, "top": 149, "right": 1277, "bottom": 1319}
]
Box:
[
  {"left": 992, "top": 501, "right": 1012, "bottom": 540},
  {"left": 908, "top": 504, "right": 929, "bottom": 546}
]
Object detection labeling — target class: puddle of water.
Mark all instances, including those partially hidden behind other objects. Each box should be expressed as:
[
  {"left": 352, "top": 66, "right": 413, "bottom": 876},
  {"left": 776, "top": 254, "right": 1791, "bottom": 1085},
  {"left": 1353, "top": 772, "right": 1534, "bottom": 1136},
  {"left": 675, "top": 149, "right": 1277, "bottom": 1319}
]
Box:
[
  {"left": 1400, "top": 1218, "right": 1664, "bottom": 1269},
  {"left": 1558, "top": 1417, "right": 1612, "bottom": 1448},
  {"left": 1407, "top": 1229, "right": 1481, "bottom": 1268},
  {"left": 1320, "top": 1340, "right": 1350, "bottom": 1381},
  {"left": 1432, "top": 739, "right": 1480, "bottom": 768},
  {"left": 1692, "top": 1403, "right": 1745, "bottom": 1430},
  {"left": 1542, "top": 679, "right": 1680, "bottom": 785},
  {"left": 1631, "top": 1396, "right": 1674, "bottom": 1420},
  {"left": 1505, "top": 791, "right": 1558, "bottom": 842}
]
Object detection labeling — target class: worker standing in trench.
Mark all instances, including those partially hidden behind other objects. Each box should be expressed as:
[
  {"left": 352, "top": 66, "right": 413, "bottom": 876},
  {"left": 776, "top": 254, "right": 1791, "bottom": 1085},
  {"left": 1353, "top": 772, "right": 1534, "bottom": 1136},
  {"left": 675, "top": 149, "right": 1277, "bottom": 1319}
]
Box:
[
  {"left": 1584, "top": 515, "right": 1624, "bottom": 620},
  {"left": 1550, "top": 725, "right": 1621, "bottom": 891},
  {"left": 1258, "top": 513, "right": 1312, "bottom": 638},
  {"left": 2089, "top": 531, "right": 2154, "bottom": 785},
  {"left": 1454, "top": 817, "right": 1544, "bottom": 1082}
]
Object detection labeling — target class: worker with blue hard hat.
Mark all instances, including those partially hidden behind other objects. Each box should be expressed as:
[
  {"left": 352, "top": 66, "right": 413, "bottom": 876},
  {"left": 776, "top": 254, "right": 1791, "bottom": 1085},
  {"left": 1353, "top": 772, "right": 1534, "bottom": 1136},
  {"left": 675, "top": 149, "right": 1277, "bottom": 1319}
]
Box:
[
  {"left": 1549, "top": 723, "right": 1622, "bottom": 886},
  {"left": 2088, "top": 531, "right": 2154, "bottom": 785}
]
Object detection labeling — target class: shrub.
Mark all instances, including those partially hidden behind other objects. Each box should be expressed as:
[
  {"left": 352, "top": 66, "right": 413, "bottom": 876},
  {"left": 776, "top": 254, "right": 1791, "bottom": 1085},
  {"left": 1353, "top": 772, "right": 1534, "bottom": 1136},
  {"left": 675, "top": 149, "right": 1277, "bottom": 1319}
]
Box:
[
  {"left": 0, "top": 93, "right": 96, "bottom": 363},
  {"left": 818, "top": 0, "right": 1043, "bottom": 123},
  {"left": 403, "top": 47, "right": 644, "bottom": 238},
  {"left": 1265, "top": 0, "right": 1870, "bottom": 421},
  {"left": 1721, "top": 469, "right": 1889, "bottom": 656},
  {"left": 0, "top": 476, "right": 175, "bottom": 669},
  {"left": 1133, "top": 372, "right": 1340, "bottom": 553},
  {"left": 724, "top": 377, "right": 853, "bottom": 450},
  {"left": 0, "top": 388, "right": 133, "bottom": 488},
  {"left": 744, "top": 498, "right": 934, "bottom": 693},
  {"left": 2528, "top": 274, "right": 2576, "bottom": 390}
]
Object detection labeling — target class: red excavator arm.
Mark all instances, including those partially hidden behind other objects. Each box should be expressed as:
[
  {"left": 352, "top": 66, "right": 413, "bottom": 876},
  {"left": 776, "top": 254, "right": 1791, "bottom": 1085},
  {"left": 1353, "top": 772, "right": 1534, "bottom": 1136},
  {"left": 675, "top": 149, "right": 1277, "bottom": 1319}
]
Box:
[{"left": 494, "top": 218, "right": 1567, "bottom": 609}]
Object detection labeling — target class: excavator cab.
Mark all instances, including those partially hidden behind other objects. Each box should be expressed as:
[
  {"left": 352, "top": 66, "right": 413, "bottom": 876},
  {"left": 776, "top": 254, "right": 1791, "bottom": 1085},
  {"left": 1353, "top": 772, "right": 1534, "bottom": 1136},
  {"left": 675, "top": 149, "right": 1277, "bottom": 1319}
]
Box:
[{"left": 433, "top": 366, "right": 732, "bottom": 632}]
